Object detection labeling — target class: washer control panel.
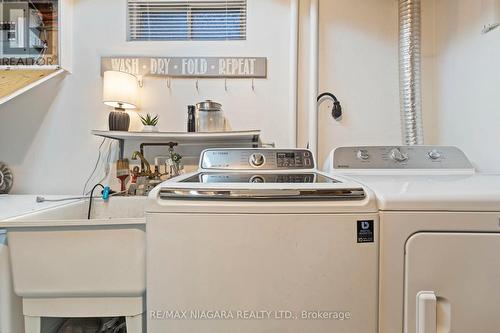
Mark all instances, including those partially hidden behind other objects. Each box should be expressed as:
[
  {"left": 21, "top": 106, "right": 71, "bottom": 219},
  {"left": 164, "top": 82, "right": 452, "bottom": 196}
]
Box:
[
  {"left": 201, "top": 149, "right": 315, "bottom": 170},
  {"left": 333, "top": 146, "right": 473, "bottom": 170}
]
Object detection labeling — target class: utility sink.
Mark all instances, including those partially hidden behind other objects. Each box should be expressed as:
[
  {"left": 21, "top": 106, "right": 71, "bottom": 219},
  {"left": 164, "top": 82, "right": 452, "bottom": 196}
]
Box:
[{"left": 2, "top": 197, "right": 146, "bottom": 320}]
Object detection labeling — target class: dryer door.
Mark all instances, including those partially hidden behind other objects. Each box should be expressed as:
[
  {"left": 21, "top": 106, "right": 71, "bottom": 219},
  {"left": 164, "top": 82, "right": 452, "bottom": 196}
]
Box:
[{"left": 404, "top": 232, "right": 500, "bottom": 333}]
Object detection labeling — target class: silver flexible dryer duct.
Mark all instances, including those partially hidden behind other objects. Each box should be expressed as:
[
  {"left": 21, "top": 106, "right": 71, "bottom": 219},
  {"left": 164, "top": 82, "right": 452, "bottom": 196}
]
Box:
[{"left": 399, "top": 0, "right": 424, "bottom": 145}]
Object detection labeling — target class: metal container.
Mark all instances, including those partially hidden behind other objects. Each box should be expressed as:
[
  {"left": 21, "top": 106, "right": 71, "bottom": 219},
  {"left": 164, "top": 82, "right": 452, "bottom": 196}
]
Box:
[{"left": 195, "top": 100, "right": 226, "bottom": 132}]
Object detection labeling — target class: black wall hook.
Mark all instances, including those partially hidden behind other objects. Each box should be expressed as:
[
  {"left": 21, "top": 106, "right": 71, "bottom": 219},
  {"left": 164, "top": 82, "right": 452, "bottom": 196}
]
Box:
[{"left": 317, "top": 92, "right": 342, "bottom": 120}]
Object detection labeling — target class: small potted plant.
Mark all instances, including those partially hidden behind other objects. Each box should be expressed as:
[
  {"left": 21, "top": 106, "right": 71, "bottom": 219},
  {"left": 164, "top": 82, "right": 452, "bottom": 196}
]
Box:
[{"left": 139, "top": 113, "right": 159, "bottom": 132}]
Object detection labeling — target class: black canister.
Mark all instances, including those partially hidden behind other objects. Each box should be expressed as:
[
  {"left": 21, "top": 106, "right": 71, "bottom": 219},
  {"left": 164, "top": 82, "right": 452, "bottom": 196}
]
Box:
[{"left": 187, "top": 105, "right": 196, "bottom": 132}]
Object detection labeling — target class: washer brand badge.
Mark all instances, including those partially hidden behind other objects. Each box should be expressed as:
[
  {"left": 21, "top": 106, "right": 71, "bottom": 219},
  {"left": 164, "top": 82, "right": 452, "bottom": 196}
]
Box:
[{"left": 357, "top": 220, "right": 374, "bottom": 243}]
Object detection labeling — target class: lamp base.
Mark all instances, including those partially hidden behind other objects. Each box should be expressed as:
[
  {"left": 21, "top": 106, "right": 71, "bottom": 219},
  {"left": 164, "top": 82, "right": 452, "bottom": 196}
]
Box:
[{"left": 109, "top": 110, "right": 130, "bottom": 131}]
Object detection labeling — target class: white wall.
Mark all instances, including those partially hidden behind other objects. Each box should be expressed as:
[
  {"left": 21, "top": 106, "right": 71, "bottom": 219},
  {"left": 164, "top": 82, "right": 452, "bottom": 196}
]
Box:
[
  {"left": 304, "top": 0, "right": 401, "bottom": 164},
  {"left": 434, "top": 0, "right": 500, "bottom": 172},
  {"left": 0, "top": 0, "right": 293, "bottom": 194},
  {"left": 2, "top": 0, "right": 471, "bottom": 195},
  {"left": 297, "top": 0, "right": 437, "bottom": 165}
]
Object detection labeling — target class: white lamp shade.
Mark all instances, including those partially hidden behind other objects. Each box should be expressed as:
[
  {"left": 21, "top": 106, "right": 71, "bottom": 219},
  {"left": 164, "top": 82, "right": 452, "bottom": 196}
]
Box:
[{"left": 102, "top": 71, "right": 138, "bottom": 109}]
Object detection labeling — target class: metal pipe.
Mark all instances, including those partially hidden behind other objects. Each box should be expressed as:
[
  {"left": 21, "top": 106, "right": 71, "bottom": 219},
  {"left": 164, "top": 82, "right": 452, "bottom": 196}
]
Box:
[
  {"left": 308, "top": 0, "right": 319, "bottom": 156},
  {"left": 399, "top": 0, "right": 424, "bottom": 145},
  {"left": 289, "top": 0, "right": 299, "bottom": 147}
]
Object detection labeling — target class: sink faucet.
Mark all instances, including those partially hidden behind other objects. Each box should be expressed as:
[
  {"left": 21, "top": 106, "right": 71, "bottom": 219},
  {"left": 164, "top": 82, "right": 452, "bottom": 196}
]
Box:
[{"left": 131, "top": 151, "right": 153, "bottom": 177}]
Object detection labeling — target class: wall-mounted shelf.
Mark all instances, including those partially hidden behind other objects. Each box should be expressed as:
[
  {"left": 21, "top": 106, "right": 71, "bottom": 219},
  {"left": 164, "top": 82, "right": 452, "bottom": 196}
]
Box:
[{"left": 91, "top": 130, "right": 262, "bottom": 159}]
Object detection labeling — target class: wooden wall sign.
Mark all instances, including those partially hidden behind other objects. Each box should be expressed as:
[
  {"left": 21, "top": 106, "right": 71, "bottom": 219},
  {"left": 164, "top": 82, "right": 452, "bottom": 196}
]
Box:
[{"left": 101, "top": 57, "right": 267, "bottom": 78}]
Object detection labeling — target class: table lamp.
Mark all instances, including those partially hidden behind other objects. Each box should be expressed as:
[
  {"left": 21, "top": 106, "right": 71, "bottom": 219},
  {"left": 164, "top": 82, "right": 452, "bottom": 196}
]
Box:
[{"left": 102, "top": 70, "right": 138, "bottom": 131}]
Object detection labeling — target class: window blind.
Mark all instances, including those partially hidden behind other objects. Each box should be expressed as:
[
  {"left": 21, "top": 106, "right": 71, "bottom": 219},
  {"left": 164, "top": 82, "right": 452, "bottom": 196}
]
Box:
[{"left": 128, "top": 0, "right": 247, "bottom": 41}]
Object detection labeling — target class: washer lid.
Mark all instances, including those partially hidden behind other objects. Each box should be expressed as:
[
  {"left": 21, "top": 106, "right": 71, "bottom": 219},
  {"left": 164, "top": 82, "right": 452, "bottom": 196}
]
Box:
[
  {"left": 159, "top": 186, "right": 365, "bottom": 201},
  {"left": 159, "top": 172, "right": 365, "bottom": 200},
  {"left": 148, "top": 178, "right": 377, "bottom": 214},
  {"left": 179, "top": 172, "right": 340, "bottom": 184}
]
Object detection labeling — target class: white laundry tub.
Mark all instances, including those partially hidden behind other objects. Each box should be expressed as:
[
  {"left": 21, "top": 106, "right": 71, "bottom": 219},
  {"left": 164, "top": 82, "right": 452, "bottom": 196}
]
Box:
[{"left": 2, "top": 197, "right": 146, "bottom": 328}]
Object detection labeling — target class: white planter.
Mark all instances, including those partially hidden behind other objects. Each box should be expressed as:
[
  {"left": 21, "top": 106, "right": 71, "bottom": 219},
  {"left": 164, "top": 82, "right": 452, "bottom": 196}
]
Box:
[{"left": 142, "top": 125, "right": 158, "bottom": 132}]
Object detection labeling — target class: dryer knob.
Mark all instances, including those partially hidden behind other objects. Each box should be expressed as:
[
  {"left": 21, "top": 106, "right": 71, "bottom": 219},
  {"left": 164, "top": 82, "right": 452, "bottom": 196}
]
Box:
[
  {"left": 390, "top": 148, "right": 409, "bottom": 162},
  {"left": 356, "top": 150, "right": 370, "bottom": 161},
  {"left": 428, "top": 150, "right": 441, "bottom": 160},
  {"left": 249, "top": 153, "right": 265, "bottom": 167}
]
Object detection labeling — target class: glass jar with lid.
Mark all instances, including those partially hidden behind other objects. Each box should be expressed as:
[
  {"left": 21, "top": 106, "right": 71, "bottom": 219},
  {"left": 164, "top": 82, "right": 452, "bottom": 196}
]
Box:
[{"left": 195, "top": 100, "right": 226, "bottom": 132}]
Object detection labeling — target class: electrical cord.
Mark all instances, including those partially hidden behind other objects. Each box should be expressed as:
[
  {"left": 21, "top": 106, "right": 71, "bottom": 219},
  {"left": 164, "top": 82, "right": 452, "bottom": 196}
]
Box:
[
  {"left": 36, "top": 196, "right": 99, "bottom": 203},
  {"left": 82, "top": 138, "right": 107, "bottom": 195},
  {"left": 28, "top": 0, "right": 48, "bottom": 65},
  {"left": 36, "top": 190, "right": 127, "bottom": 204},
  {"left": 37, "top": 187, "right": 128, "bottom": 222},
  {"left": 88, "top": 184, "right": 104, "bottom": 219},
  {"left": 99, "top": 139, "right": 115, "bottom": 186},
  {"left": 317, "top": 92, "right": 343, "bottom": 120},
  {"left": 87, "top": 188, "right": 129, "bottom": 220}
]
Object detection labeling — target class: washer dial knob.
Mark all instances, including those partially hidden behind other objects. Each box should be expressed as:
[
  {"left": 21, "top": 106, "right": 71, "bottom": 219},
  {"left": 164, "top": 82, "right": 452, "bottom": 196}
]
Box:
[
  {"left": 390, "top": 148, "right": 409, "bottom": 162},
  {"left": 250, "top": 175, "right": 265, "bottom": 183},
  {"left": 428, "top": 149, "right": 441, "bottom": 160},
  {"left": 356, "top": 150, "right": 370, "bottom": 161},
  {"left": 249, "top": 153, "right": 265, "bottom": 167}
]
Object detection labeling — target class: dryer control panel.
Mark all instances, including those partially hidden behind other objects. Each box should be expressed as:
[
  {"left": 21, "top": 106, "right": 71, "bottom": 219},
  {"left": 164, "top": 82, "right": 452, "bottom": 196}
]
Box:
[
  {"left": 333, "top": 146, "right": 474, "bottom": 170},
  {"left": 201, "top": 149, "right": 315, "bottom": 170}
]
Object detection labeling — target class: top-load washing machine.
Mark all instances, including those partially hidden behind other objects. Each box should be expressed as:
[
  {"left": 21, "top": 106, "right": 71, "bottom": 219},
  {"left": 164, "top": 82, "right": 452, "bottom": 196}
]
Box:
[
  {"left": 146, "top": 148, "right": 378, "bottom": 333},
  {"left": 325, "top": 146, "right": 500, "bottom": 333}
]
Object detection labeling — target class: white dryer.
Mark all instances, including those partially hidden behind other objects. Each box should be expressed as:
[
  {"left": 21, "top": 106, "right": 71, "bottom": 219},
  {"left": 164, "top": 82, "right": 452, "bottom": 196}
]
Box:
[
  {"left": 146, "top": 148, "right": 378, "bottom": 333},
  {"left": 325, "top": 146, "right": 500, "bottom": 333}
]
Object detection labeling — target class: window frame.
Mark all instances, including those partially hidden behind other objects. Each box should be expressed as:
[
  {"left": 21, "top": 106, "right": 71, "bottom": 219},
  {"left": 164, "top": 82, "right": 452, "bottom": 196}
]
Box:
[{"left": 127, "top": 0, "right": 247, "bottom": 42}]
